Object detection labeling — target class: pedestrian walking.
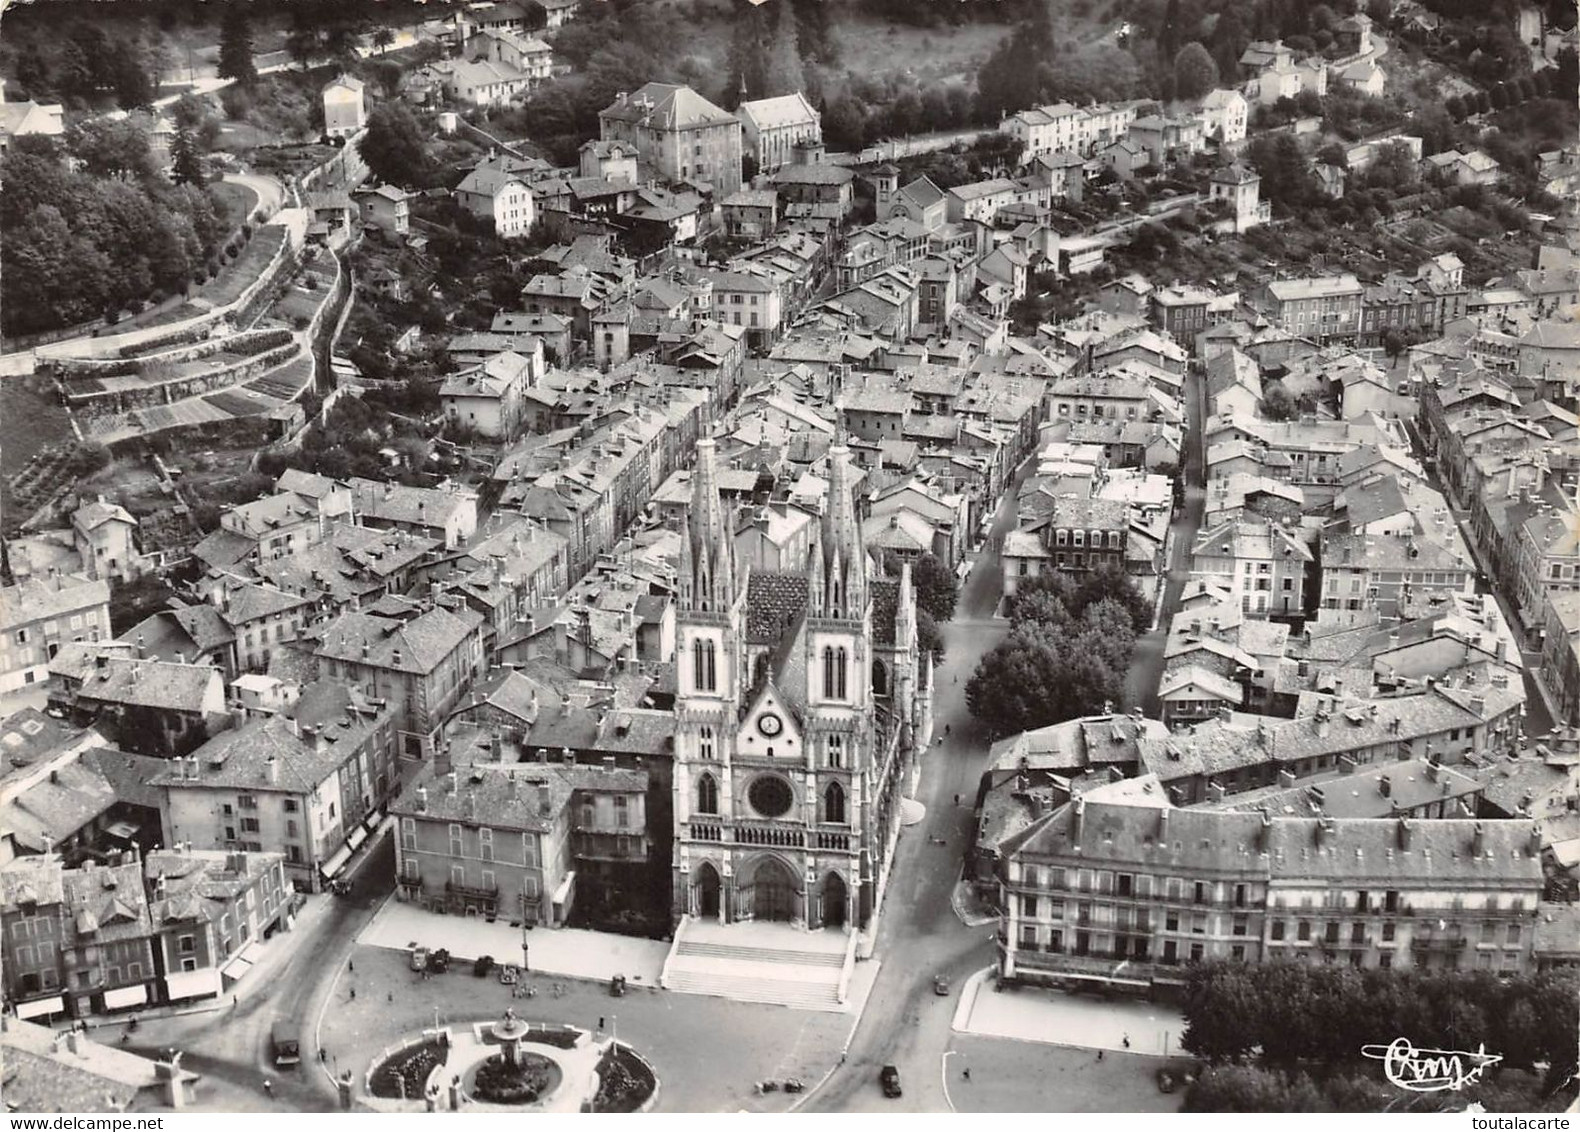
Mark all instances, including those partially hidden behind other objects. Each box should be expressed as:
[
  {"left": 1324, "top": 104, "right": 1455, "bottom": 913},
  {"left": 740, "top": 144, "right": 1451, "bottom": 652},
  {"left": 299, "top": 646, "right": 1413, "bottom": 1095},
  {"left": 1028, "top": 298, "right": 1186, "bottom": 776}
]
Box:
[
  {"left": 1122, "top": 1035, "right": 1131, "bottom": 1050},
  {"left": 348, "top": 960, "right": 355, "bottom": 974},
  {"left": 349, "top": 987, "right": 356, "bottom": 1000},
  {"left": 953, "top": 793, "right": 960, "bottom": 806},
  {"left": 233, "top": 995, "right": 239, "bottom": 1009},
  {"left": 387, "top": 992, "right": 393, "bottom": 1003},
  {"left": 263, "top": 1079, "right": 274, "bottom": 1099},
  {"left": 599, "top": 1016, "right": 606, "bottom": 1031},
  {"left": 962, "top": 1067, "right": 971, "bottom": 1081},
  {"left": 1097, "top": 1050, "right": 1104, "bottom": 1061},
  {"left": 944, "top": 723, "right": 950, "bottom": 735}
]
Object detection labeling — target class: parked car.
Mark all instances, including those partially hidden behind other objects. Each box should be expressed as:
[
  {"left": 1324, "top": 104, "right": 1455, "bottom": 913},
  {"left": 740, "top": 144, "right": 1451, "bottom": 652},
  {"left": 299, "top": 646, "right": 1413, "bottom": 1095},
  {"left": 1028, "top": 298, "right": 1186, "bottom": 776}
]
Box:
[
  {"left": 880, "top": 1065, "right": 902, "bottom": 1098},
  {"left": 474, "top": 955, "right": 495, "bottom": 978},
  {"left": 933, "top": 974, "right": 950, "bottom": 996},
  {"left": 409, "top": 945, "right": 429, "bottom": 972},
  {"left": 428, "top": 948, "right": 450, "bottom": 974}
]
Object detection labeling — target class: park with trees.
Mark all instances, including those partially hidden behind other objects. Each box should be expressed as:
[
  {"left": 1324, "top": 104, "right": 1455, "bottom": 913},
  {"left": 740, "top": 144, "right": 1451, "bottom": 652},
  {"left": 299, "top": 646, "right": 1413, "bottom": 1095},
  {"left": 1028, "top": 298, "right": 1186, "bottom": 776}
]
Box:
[{"left": 965, "top": 566, "right": 1151, "bottom": 738}]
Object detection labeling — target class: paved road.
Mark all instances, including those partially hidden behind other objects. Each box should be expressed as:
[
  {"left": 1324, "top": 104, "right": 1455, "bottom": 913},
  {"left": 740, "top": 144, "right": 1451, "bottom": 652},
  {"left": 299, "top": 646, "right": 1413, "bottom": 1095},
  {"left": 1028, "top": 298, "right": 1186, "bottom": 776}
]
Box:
[
  {"left": 129, "top": 835, "right": 395, "bottom": 1112},
  {"left": 802, "top": 458, "right": 1039, "bottom": 1112},
  {"left": 1127, "top": 361, "right": 1207, "bottom": 718},
  {"left": 223, "top": 172, "right": 286, "bottom": 223}
]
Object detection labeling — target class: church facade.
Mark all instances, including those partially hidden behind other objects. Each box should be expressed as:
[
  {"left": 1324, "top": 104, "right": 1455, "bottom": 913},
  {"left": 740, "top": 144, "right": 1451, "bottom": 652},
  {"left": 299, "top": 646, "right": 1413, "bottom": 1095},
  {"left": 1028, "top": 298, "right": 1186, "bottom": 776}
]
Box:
[{"left": 671, "top": 438, "right": 930, "bottom": 932}]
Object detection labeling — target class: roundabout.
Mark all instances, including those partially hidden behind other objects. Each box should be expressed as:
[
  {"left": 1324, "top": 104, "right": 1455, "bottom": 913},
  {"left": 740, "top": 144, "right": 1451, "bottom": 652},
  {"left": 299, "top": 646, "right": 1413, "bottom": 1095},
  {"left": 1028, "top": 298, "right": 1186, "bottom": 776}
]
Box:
[{"left": 363, "top": 1010, "right": 657, "bottom": 1113}]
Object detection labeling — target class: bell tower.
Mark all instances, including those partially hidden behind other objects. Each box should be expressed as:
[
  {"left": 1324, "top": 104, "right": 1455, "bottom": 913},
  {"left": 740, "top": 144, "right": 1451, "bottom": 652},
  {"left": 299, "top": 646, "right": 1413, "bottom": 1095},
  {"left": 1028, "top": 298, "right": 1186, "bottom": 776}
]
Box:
[{"left": 673, "top": 438, "right": 745, "bottom": 920}]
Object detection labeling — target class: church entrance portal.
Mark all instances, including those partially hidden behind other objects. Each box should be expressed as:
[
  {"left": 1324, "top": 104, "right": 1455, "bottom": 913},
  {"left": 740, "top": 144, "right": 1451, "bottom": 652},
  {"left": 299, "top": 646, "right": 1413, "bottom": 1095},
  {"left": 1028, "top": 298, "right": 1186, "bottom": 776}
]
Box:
[
  {"left": 749, "top": 857, "right": 797, "bottom": 922},
  {"left": 821, "top": 872, "right": 848, "bottom": 929},
  {"left": 695, "top": 862, "right": 721, "bottom": 920}
]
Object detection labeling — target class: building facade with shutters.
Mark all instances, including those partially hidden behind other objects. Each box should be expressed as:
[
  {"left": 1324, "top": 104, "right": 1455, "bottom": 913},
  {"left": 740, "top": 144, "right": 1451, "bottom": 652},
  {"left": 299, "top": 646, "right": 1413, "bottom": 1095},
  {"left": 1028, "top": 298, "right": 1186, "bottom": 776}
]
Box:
[{"left": 996, "top": 789, "right": 1546, "bottom": 992}]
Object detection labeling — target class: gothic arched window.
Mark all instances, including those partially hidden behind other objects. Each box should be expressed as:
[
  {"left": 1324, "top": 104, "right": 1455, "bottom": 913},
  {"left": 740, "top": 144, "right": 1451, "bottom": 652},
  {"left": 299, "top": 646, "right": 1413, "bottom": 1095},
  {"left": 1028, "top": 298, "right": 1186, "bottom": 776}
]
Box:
[
  {"left": 824, "top": 781, "right": 846, "bottom": 824},
  {"left": 827, "top": 734, "right": 843, "bottom": 769},
  {"left": 836, "top": 646, "right": 848, "bottom": 700},
  {"left": 697, "top": 773, "right": 719, "bottom": 815},
  {"left": 699, "top": 725, "right": 715, "bottom": 760},
  {"left": 822, "top": 646, "right": 835, "bottom": 699},
  {"left": 695, "top": 638, "right": 717, "bottom": 692}
]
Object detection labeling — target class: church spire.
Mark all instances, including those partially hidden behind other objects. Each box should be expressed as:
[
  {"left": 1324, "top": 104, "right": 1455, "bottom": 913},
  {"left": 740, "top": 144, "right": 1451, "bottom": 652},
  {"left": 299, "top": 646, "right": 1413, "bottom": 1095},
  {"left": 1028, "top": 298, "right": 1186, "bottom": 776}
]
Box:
[
  {"left": 685, "top": 437, "right": 734, "bottom": 612},
  {"left": 821, "top": 440, "right": 865, "bottom": 620}
]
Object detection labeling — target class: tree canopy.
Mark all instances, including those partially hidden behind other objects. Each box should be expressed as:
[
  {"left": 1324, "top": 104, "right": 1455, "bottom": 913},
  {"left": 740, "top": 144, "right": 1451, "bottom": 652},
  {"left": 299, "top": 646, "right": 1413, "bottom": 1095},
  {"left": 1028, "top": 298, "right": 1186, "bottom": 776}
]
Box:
[
  {"left": 966, "top": 566, "right": 1146, "bottom": 737},
  {"left": 219, "top": 1, "right": 259, "bottom": 86},
  {"left": 1173, "top": 42, "right": 1219, "bottom": 101},
  {"left": 1181, "top": 961, "right": 1579, "bottom": 1096},
  {"left": 1, "top": 130, "right": 227, "bottom": 336},
  {"left": 359, "top": 103, "right": 433, "bottom": 189}
]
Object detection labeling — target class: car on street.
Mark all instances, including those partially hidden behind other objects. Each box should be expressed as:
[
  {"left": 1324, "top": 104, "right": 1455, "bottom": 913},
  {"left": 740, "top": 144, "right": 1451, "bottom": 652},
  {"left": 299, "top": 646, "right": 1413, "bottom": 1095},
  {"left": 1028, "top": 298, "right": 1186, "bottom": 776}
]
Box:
[
  {"left": 880, "top": 1065, "right": 902, "bottom": 1098},
  {"left": 270, "top": 1022, "right": 301, "bottom": 1067},
  {"left": 933, "top": 974, "right": 950, "bottom": 996},
  {"left": 409, "top": 945, "right": 428, "bottom": 971}
]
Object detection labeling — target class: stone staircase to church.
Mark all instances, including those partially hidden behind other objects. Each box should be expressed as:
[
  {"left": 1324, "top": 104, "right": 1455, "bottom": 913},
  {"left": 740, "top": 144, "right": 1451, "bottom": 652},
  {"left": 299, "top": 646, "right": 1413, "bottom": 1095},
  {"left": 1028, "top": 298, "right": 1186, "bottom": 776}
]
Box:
[{"left": 661, "top": 918, "right": 854, "bottom": 1012}]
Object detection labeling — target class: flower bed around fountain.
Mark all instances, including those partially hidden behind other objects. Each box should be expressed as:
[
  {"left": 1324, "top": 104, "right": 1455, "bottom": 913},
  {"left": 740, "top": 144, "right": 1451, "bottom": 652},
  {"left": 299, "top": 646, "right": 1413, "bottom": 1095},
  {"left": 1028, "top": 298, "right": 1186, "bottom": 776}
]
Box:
[
  {"left": 369, "top": 1037, "right": 446, "bottom": 1099},
  {"left": 469, "top": 1051, "right": 563, "bottom": 1105},
  {"left": 593, "top": 1043, "right": 659, "bottom": 1113}
]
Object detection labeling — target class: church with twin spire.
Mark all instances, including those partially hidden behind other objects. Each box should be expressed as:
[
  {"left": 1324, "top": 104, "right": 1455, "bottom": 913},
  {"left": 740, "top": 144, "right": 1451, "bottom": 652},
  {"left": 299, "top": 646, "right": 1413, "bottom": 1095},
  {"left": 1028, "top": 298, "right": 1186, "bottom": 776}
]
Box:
[{"left": 671, "top": 436, "right": 931, "bottom": 932}]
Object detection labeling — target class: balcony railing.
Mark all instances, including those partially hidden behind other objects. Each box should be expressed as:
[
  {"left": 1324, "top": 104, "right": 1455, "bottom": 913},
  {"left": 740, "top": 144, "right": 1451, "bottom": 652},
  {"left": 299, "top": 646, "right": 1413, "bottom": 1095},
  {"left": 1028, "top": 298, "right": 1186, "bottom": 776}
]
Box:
[
  {"left": 814, "top": 831, "right": 851, "bottom": 851},
  {"left": 735, "top": 822, "right": 805, "bottom": 848},
  {"left": 444, "top": 879, "right": 500, "bottom": 899},
  {"left": 1410, "top": 936, "right": 1468, "bottom": 951},
  {"left": 690, "top": 822, "right": 722, "bottom": 843}
]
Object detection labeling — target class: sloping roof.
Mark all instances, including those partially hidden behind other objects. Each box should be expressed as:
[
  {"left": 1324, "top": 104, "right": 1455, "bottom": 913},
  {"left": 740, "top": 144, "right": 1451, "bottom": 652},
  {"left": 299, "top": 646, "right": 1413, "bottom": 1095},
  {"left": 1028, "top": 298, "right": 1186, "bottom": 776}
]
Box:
[
  {"left": 455, "top": 164, "right": 528, "bottom": 199},
  {"left": 73, "top": 500, "right": 136, "bottom": 532},
  {"left": 898, "top": 176, "right": 946, "bottom": 209},
  {"left": 314, "top": 606, "right": 483, "bottom": 675},
  {"left": 737, "top": 92, "right": 818, "bottom": 131},
  {"left": 600, "top": 83, "right": 738, "bottom": 130},
  {"left": 74, "top": 658, "right": 220, "bottom": 714},
  {"left": 0, "top": 573, "right": 109, "bottom": 628},
  {"left": 0, "top": 1016, "right": 196, "bottom": 1112}
]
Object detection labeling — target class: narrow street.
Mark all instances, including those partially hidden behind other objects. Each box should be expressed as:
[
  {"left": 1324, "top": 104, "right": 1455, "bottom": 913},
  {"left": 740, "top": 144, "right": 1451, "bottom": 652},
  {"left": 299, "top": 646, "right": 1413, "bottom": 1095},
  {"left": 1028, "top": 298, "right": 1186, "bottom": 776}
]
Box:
[
  {"left": 804, "top": 457, "right": 1033, "bottom": 1112},
  {"left": 125, "top": 836, "right": 395, "bottom": 1111},
  {"left": 1127, "top": 361, "right": 1207, "bottom": 718}
]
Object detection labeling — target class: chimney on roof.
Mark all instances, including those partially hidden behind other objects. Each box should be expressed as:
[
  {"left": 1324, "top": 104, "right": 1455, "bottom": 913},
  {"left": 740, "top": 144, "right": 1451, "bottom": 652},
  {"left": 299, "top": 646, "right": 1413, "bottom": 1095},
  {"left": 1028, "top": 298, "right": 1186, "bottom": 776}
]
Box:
[
  {"left": 1207, "top": 780, "right": 1225, "bottom": 802},
  {"left": 265, "top": 755, "right": 278, "bottom": 785},
  {"left": 447, "top": 770, "right": 458, "bottom": 794},
  {"left": 1471, "top": 821, "right": 1485, "bottom": 856},
  {"left": 1315, "top": 713, "right": 1329, "bottom": 738},
  {"left": 1339, "top": 755, "right": 1357, "bottom": 776},
  {"left": 1278, "top": 767, "right": 1295, "bottom": 790},
  {"left": 416, "top": 786, "right": 428, "bottom": 813},
  {"left": 536, "top": 782, "right": 552, "bottom": 815}
]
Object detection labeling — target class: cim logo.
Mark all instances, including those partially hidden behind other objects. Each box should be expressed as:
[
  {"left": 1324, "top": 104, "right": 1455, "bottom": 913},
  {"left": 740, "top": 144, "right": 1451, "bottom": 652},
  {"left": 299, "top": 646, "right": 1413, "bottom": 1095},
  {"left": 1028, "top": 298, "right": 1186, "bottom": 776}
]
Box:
[{"left": 1361, "top": 1038, "right": 1503, "bottom": 1093}]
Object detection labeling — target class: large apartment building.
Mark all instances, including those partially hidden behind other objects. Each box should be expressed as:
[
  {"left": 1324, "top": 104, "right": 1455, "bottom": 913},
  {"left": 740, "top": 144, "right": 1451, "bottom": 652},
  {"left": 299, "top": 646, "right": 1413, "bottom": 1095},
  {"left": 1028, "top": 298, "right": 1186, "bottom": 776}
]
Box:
[
  {"left": 996, "top": 787, "right": 1546, "bottom": 993},
  {"left": 599, "top": 83, "right": 743, "bottom": 196},
  {"left": 1263, "top": 274, "right": 1364, "bottom": 342},
  {"left": 312, "top": 605, "right": 487, "bottom": 758}
]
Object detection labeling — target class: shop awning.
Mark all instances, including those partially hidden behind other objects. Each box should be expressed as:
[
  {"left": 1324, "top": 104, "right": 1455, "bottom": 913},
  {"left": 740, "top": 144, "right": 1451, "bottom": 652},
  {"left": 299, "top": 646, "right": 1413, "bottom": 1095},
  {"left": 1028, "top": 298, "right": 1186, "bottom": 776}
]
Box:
[
  {"left": 220, "top": 953, "right": 254, "bottom": 981},
  {"left": 165, "top": 967, "right": 222, "bottom": 1002},
  {"left": 320, "top": 841, "right": 354, "bottom": 879},
  {"left": 551, "top": 869, "right": 576, "bottom": 909},
  {"left": 15, "top": 995, "right": 65, "bottom": 1020},
  {"left": 346, "top": 825, "right": 368, "bottom": 852},
  {"left": 103, "top": 984, "right": 148, "bottom": 1010}
]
